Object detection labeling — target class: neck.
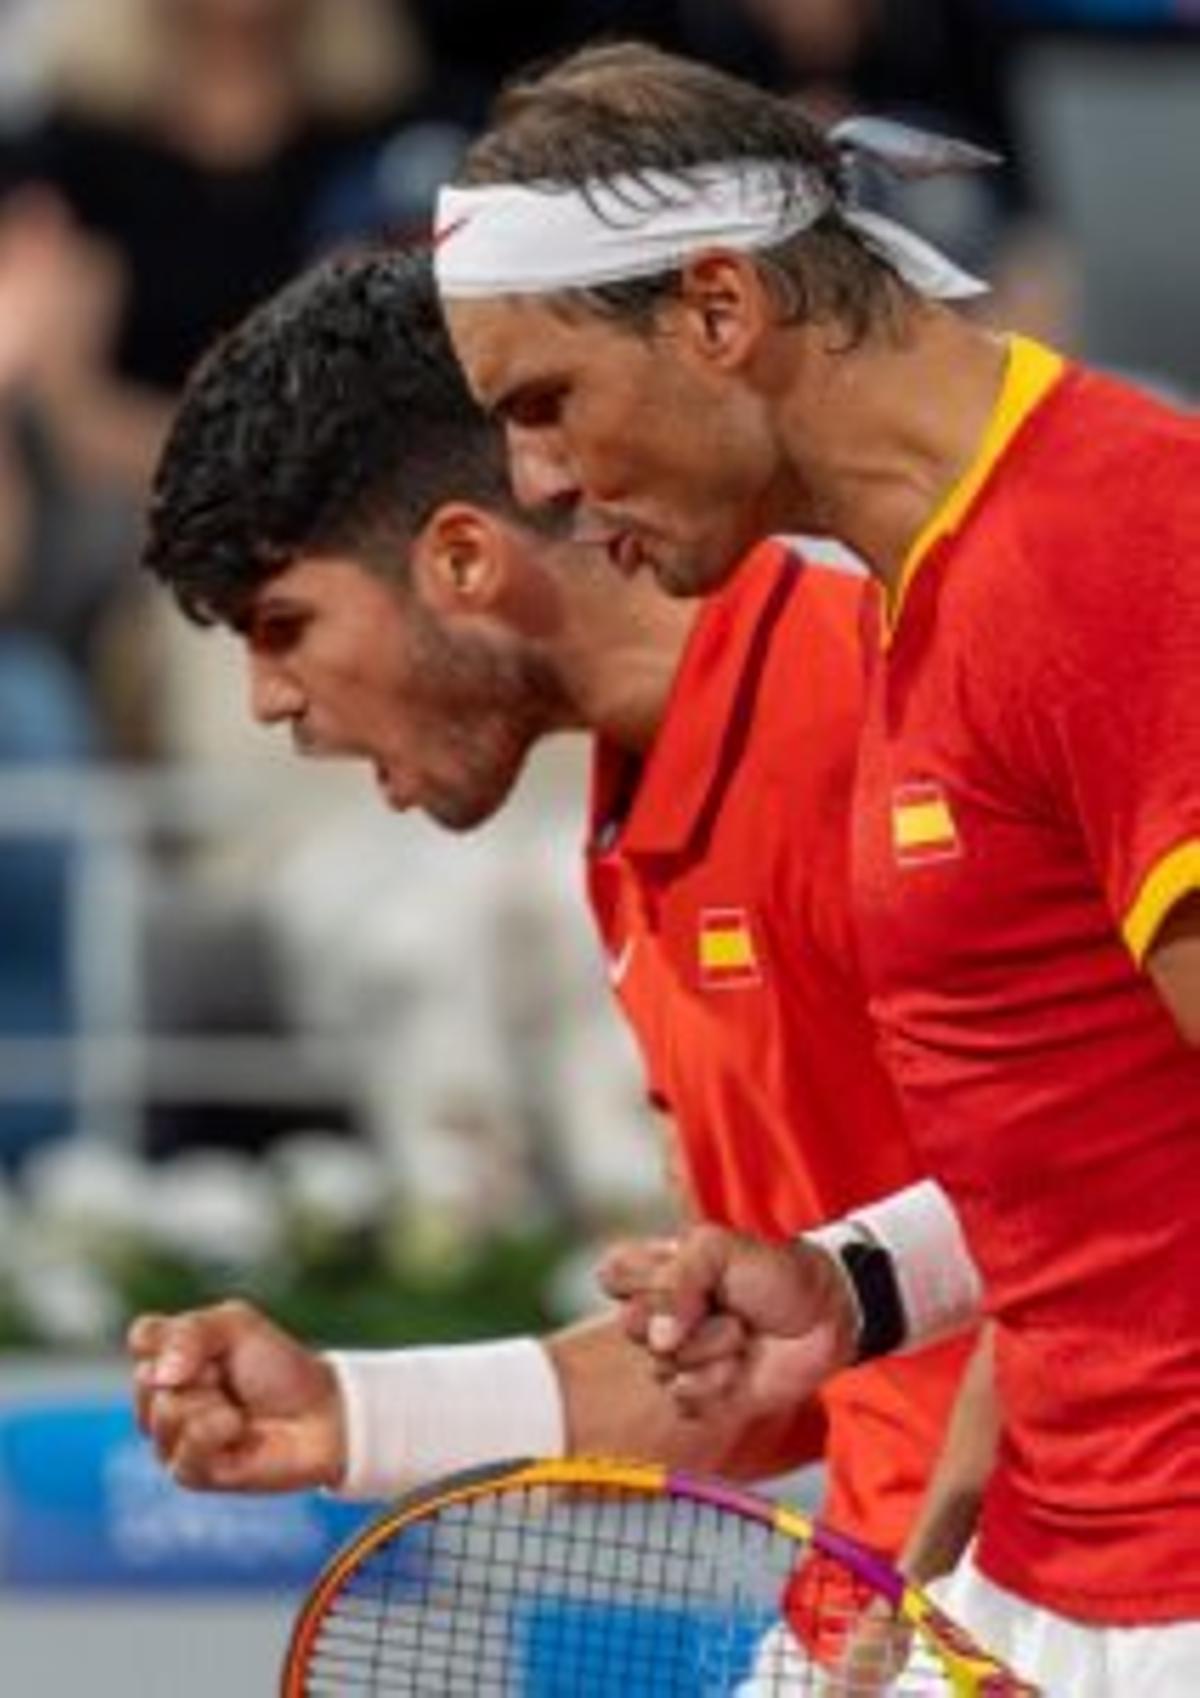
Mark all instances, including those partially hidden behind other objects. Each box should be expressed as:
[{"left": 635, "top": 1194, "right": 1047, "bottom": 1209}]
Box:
[
  {"left": 541, "top": 547, "right": 699, "bottom": 753},
  {"left": 772, "top": 304, "right": 1011, "bottom": 587}
]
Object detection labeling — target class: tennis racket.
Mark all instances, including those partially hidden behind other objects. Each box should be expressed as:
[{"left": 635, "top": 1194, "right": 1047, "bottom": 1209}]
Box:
[{"left": 282, "top": 1456, "right": 1039, "bottom": 1695}]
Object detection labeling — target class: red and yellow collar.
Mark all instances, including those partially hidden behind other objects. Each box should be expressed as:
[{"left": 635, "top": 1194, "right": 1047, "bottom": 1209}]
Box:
[
  {"left": 884, "top": 336, "right": 1066, "bottom": 645},
  {"left": 592, "top": 538, "right": 799, "bottom": 859}
]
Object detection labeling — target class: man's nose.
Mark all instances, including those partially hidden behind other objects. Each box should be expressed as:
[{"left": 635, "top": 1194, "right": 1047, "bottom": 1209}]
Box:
[
  {"left": 247, "top": 654, "right": 304, "bottom": 726},
  {"left": 507, "top": 425, "right": 580, "bottom": 511}
]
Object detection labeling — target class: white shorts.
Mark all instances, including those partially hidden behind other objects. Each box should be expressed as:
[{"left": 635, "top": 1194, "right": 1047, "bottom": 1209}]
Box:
[
  {"left": 930, "top": 1552, "right": 1200, "bottom": 1697},
  {"left": 732, "top": 1619, "right": 946, "bottom": 1695},
  {"left": 733, "top": 1554, "right": 1200, "bottom": 1695}
]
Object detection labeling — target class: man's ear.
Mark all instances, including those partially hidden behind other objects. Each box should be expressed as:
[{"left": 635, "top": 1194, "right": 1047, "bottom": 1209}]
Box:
[
  {"left": 672, "top": 250, "right": 774, "bottom": 371},
  {"left": 410, "top": 503, "right": 510, "bottom": 613}
]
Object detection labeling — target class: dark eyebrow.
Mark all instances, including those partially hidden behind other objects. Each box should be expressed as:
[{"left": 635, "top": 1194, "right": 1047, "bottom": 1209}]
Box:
[{"left": 232, "top": 592, "right": 306, "bottom": 635}]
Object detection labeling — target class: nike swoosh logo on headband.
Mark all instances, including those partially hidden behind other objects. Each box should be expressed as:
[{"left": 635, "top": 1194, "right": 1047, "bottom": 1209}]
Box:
[{"left": 434, "top": 214, "right": 472, "bottom": 247}]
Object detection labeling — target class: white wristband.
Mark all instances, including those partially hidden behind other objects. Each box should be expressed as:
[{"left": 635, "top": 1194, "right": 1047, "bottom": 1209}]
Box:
[
  {"left": 325, "top": 1337, "right": 566, "bottom": 1501},
  {"left": 805, "top": 1179, "right": 981, "bottom": 1351}
]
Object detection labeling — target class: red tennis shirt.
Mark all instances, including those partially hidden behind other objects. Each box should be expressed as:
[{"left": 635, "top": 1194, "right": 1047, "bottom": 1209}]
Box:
[
  {"left": 852, "top": 337, "right": 1200, "bottom": 1622},
  {"left": 586, "top": 539, "right": 971, "bottom": 1557}
]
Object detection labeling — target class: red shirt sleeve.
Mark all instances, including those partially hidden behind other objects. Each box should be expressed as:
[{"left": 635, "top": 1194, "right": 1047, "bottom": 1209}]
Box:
[{"left": 1027, "top": 428, "right": 1200, "bottom": 960}]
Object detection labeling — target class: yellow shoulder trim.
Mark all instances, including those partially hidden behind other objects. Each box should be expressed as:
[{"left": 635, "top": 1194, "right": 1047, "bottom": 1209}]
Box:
[
  {"left": 1123, "top": 839, "right": 1200, "bottom": 963},
  {"left": 884, "top": 336, "right": 1064, "bottom": 646}
]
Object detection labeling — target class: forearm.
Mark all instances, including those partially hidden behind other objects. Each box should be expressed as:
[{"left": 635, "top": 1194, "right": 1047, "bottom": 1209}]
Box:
[
  {"left": 327, "top": 1312, "right": 826, "bottom": 1501},
  {"left": 899, "top": 1324, "right": 997, "bottom": 1585},
  {"left": 549, "top": 1312, "right": 826, "bottom": 1481}
]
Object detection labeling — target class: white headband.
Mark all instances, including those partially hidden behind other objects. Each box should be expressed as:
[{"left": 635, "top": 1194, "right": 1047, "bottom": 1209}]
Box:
[{"left": 435, "top": 122, "right": 996, "bottom": 302}]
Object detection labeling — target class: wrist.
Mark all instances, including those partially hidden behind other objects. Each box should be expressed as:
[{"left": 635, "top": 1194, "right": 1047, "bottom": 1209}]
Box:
[
  {"left": 800, "top": 1223, "right": 906, "bottom": 1365},
  {"left": 323, "top": 1337, "right": 565, "bottom": 1500},
  {"left": 807, "top": 1182, "right": 982, "bottom": 1352},
  {"left": 899, "top": 1490, "right": 983, "bottom": 1587},
  {"left": 312, "top": 1356, "right": 350, "bottom": 1491},
  {"left": 840, "top": 1238, "right": 907, "bottom": 1363},
  {"left": 844, "top": 1182, "right": 981, "bottom": 1348},
  {"left": 790, "top": 1234, "right": 864, "bottom": 1371}
]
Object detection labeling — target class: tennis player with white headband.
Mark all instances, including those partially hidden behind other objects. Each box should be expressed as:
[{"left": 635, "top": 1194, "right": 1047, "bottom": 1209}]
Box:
[{"left": 435, "top": 40, "right": 1200, "bottom": 1698}]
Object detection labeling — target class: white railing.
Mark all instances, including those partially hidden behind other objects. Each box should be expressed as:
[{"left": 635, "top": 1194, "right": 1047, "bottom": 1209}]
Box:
[{"left": 0, "top": 765, "right": 358, "bottom": 1145}]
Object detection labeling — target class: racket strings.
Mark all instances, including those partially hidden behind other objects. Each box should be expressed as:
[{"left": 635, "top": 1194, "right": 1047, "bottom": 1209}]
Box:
[{"left": 297, "top": 1482, "right": 964, "bottom": 1694}]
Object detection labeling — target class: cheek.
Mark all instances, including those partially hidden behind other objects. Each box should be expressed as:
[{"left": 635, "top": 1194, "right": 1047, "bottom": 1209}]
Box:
[
  {"left": 679, "top": 408, "right": 772, "bottom": 514},
  {"left": 333, "top": 628, "right": 411, "bottom": 716},
  {"left": 627, "top": 380, "right": 737, "bottom": 494},
  {"left": 569, "top": 371, "right": 657, "bottom": 469},
  {"left": 301, "top": 663, "right": 392, "bottom": 746},
  {"left": 569, "top": 410, "right": 632, "bottom": 482}
]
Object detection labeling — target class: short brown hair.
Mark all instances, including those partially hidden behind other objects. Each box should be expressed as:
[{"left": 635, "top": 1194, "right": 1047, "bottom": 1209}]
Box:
[{"left": 461, "top": 41, "right": 906, "bottom": 339}]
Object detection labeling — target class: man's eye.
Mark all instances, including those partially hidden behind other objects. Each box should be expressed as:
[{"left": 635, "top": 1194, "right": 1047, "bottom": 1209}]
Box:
[
  {"left": 251, "top": 615, "right": 304, "bottom": 653},
  {"left": 505, "top": 385, "right": 567, "bottom": 429}
]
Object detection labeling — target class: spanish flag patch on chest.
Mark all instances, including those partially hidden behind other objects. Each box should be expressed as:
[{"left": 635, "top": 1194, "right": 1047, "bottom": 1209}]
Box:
[
  {"left": 698, "top": 908, "right": 762, "bottom": 988},
  {"left": 891, "top": 782, "right": 961, "bottom": 866}
]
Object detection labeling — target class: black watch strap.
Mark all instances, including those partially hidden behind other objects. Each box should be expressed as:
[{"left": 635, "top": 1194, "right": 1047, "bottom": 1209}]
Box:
[{"left": 839, "top": 1239, "right": 907, "bottom": 1364}]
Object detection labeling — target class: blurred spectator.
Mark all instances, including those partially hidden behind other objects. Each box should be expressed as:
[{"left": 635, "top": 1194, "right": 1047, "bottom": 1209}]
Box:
[
  {"left": 1, "top": 0, "right": 424, "bottom": 491},
  {"left": 0, "top": 0, "right": 426, "bottom": 754},
  {"left": 0, "top": 187, "right": 100, "bottom": 1170},
  {"left": 0, "top": 191, "right": 136, "bottom": 670}
]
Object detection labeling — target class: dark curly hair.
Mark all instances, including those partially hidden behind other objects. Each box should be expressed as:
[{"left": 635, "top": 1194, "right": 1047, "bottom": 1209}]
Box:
[{"left": 143, "top": 247, "right": 510, "bottom": 627}]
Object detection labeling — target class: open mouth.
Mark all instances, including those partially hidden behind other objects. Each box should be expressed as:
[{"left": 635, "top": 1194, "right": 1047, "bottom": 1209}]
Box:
[
  {"left": 606, "top": 532, "right": 646, "bottom": 576},
  {"left": 571, "top": 520, "right": 647, "bottom": 576},
  {"left": 373, "top": 760, "right": 416, "bottom": 811},
  {"left": 292, "top": 732, "right": 351, "bottom": 760}
]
